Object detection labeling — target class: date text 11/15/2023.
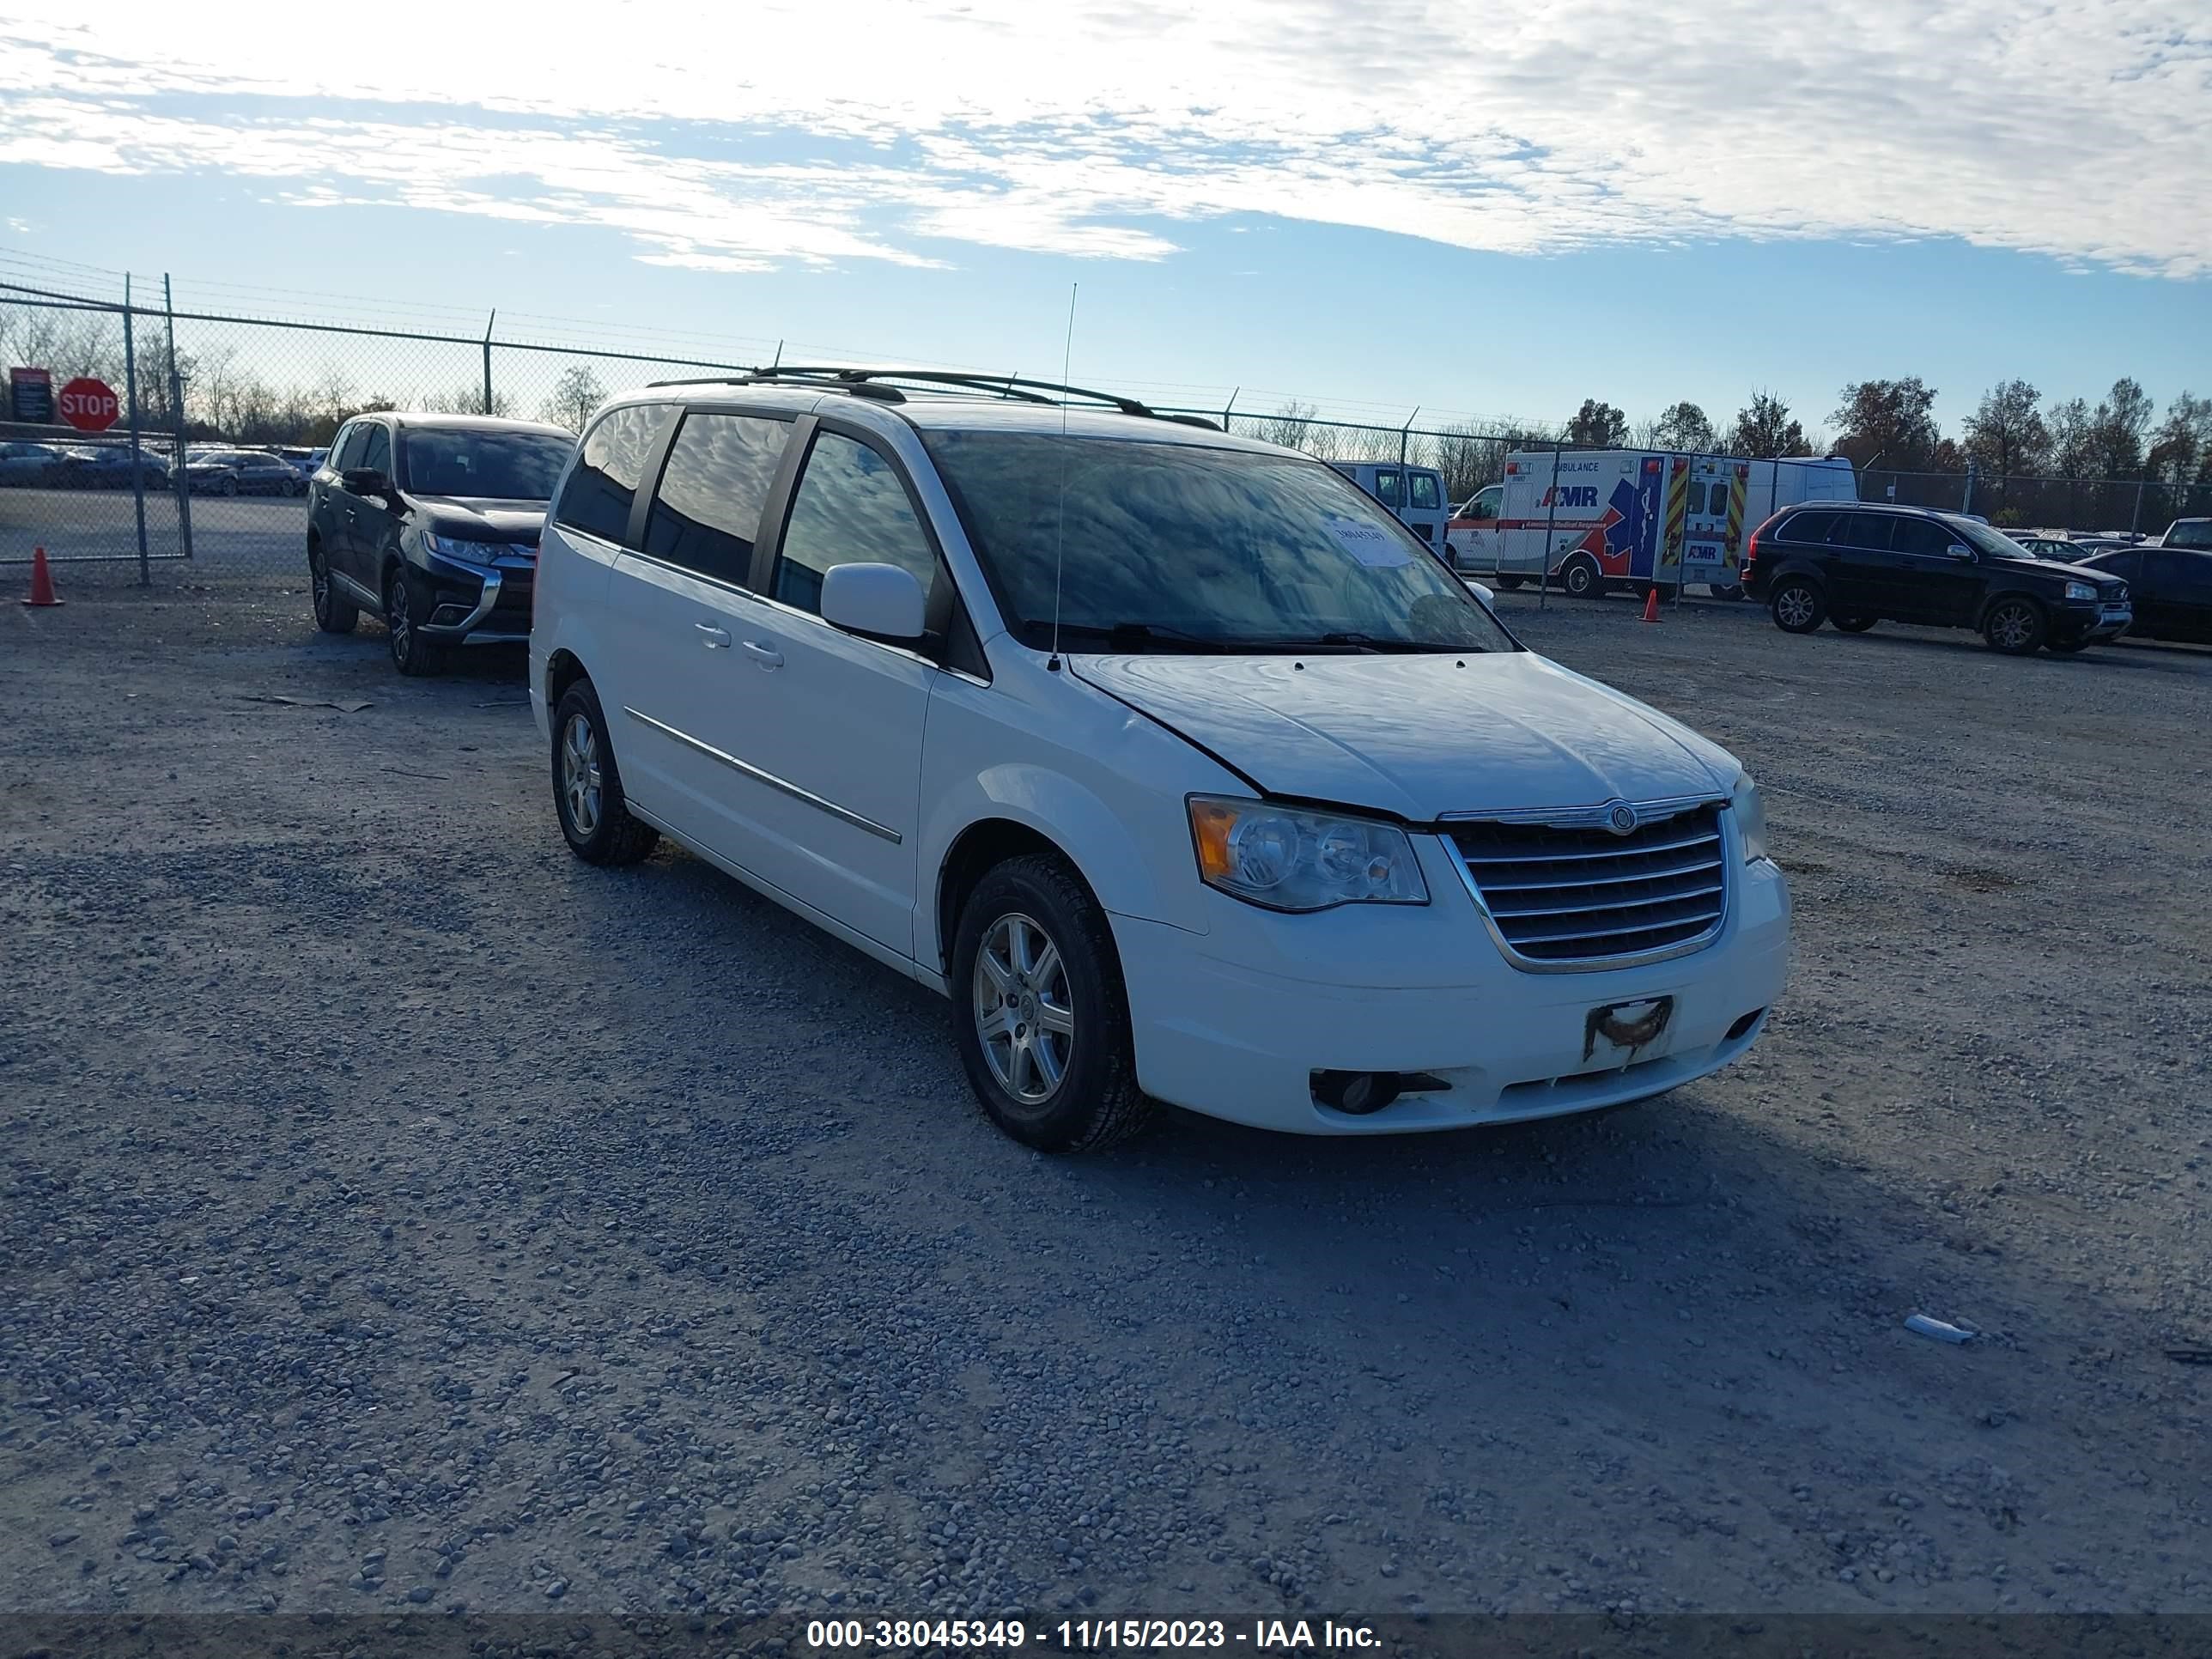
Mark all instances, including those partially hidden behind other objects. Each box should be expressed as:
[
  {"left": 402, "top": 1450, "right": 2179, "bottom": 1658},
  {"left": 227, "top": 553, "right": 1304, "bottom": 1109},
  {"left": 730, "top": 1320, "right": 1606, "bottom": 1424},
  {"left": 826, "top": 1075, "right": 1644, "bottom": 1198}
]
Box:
[{"left": 805, "top": 1618, "right": 1382, "bottom": 1651}]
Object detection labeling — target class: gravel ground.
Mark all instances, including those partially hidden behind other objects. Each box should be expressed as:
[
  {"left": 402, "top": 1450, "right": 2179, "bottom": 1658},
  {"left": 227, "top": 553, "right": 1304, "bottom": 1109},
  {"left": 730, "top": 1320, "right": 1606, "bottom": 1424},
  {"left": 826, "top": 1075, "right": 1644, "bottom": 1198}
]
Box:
[{"left": 4, "top": 574, "right": 2209, "bottom": 1628}]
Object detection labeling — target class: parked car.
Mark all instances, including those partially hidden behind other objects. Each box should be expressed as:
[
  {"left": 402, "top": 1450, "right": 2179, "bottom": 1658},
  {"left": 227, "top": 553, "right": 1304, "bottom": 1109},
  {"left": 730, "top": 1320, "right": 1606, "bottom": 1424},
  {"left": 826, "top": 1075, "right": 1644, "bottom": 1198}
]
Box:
[
  {"left": 268, "top": 444, "right": 327, "bottom": 480},
  {"left": 2010, "top": 534, "right": 2082, "bottom": 562},
  {"left": 1741, "top": 502, "right": 2132, "bottom": 653},
  {"left": 52, "top": 445, "right": 172, "bottom": 489},
  {"left": 184, "top": 448, "right": 308, "bottom": 495},
  {"left": 306, "top": 411, "right": 574, "bottom": 672},
  {"left": 2160, "top": 517, "right": 2212, "bottom": 550},
  {"left": 2075, "top": 545, "right": 2212, "bottom": 645},
  {"left": 530, "top": 369, "right": 1789, "bottom": 1152},
  {"left": 0, "top": 440, "right": 65, "bottom": 487}
]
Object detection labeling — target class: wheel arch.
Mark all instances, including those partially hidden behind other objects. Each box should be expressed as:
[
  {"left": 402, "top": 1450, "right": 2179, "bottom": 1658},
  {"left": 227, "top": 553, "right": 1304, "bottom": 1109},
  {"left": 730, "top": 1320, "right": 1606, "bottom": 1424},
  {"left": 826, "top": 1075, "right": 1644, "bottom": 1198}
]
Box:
[
  {"left": 545, "top": 647, "right": 590, "bottom": 714},
  {"left": 936, "top": 817, "right": 1103, "bottom": 981}
]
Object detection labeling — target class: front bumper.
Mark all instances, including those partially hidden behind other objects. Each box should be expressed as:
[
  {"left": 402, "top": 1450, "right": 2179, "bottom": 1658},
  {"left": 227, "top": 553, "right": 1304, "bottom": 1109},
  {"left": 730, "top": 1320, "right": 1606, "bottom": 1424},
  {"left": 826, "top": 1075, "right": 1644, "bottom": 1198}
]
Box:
[
  {"left": 416, "top": 550, "right": 536, "bottom": 642},
  {"left": 1115, "top": 837, "right": 1790, "bottom": 1135},
  {"left": 2051, "top": 601, "right": 2131, "bottom": 644}
]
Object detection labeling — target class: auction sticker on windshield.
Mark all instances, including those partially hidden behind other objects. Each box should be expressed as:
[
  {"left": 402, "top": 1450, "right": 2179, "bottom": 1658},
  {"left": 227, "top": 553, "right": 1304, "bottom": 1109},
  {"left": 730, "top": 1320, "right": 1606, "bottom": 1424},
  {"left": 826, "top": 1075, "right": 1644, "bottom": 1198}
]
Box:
[{"left": 1326, "top": 514, "right": 1411, "bottom": 568}]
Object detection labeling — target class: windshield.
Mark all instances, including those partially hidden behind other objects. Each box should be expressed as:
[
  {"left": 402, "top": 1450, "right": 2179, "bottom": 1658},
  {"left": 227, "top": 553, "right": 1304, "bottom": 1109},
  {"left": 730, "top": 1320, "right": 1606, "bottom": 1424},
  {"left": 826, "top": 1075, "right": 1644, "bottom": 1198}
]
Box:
[
  {"left": 922, "top": 433, "right": 1516, "bottom": 653},
  {"left": 2167, "top": 520, "right": 2212, "bottom": 549},
  {"left": 1942, "top": 514, "right": 2038, "bottom": 559},
  {"left": 402, "top": 428, "right": 573, "bottom": 501}
]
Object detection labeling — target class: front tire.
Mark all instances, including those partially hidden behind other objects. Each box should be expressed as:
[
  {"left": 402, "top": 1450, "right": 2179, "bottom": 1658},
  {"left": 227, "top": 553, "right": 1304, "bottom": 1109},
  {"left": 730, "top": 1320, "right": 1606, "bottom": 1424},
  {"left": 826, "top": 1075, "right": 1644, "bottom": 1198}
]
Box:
[
  {"left": 1709, "top": 583, "right": 1744, "bottom": 602},
  {"left": 552, "top": 680, "right": 659, "bottom": 866},
  {"left": 385, "top": 567, "right": 444, "bottom": 677},
  {"left": 1771, "top": 576, "right": 1826, "bottom": 634},
  {"left": 1982, "top": 597, "right": 2046, "bottom": 654},
  {"left": 951, "top": 854, "right": 1152, "bottom": 1153},
  {"left": 308, "top": 542, "right": 356, "bottom": 634}
]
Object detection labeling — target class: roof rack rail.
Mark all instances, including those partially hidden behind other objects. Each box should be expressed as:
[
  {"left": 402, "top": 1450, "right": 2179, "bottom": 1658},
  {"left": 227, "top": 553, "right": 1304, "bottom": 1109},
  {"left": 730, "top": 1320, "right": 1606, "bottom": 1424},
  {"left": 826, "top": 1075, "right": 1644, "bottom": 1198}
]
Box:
[{"left": 644, "top": 365, "right": 1220, "bottom": 429}]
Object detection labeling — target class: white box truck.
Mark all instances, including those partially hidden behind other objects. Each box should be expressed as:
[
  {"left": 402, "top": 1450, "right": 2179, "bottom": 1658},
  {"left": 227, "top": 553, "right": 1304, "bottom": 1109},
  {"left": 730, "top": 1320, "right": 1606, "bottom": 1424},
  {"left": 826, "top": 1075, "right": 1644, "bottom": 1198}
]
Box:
[{"left": 1447, "top": 452, "right": 1856, "bottom": 596}]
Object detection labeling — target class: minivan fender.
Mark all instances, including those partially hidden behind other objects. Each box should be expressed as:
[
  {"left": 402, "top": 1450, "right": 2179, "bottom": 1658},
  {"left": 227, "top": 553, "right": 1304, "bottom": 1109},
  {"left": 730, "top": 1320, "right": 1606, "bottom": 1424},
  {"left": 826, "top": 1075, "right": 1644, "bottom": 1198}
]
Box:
[{"left": 918, "top": 764, "right": 1204, "bottom": 977}]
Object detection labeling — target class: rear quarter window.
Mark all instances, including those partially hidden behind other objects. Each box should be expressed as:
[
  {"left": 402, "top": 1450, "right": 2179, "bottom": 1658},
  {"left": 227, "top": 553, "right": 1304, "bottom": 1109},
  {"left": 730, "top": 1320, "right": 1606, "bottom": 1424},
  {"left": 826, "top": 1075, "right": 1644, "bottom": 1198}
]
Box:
[{"left": 1777, "top": 510, "right": 1835, "bottom": 543}]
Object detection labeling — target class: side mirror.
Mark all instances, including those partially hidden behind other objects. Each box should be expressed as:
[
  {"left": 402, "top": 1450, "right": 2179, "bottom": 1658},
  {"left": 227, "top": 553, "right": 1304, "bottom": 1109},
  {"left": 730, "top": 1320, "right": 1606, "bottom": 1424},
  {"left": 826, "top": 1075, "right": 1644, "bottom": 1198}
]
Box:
[
  {"left": 1947, "top": 544, "right": 1976, "bottom": 562},
  {"left": 821, "top": 562, "right": 927, "bottom": 642},
  {"left": 1468, "top": 580, "right": 1497, "bottom": 605},
  {"left": 343, "top": 467, "right": 389, "bottom": 498}
]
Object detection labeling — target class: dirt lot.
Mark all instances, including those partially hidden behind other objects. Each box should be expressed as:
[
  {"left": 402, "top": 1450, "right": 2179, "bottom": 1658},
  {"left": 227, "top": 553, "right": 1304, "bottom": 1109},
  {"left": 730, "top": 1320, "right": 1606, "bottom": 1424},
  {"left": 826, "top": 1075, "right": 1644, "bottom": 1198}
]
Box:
[{"left": 4, "top": 575, "right": 2209, "bottom": 1626}]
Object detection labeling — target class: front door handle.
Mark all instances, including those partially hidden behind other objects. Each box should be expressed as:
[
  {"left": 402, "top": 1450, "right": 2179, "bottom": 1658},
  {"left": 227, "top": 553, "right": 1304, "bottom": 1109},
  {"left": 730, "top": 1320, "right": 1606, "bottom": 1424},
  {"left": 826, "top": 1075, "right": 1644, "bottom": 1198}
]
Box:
[
  {"left": 740, "top": 640, "right": 783, "bottom": 669},
  {"left": 696, "top": 623, "right": 732, "bottom": 649}
]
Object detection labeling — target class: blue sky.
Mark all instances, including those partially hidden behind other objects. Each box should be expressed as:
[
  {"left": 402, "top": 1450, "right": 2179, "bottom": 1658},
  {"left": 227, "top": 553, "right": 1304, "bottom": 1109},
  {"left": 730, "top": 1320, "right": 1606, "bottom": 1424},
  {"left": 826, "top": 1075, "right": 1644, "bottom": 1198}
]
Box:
[{"left": 3, "top": 1, "right": 2208, "bottom": 441}]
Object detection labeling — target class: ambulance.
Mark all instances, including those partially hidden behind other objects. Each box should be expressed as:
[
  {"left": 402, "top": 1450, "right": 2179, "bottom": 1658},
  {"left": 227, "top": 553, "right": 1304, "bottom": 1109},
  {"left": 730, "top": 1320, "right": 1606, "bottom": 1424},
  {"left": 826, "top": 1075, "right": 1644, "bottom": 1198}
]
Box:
[{"left": 1447, "top": 452, "right": 1856, "bottom": 597}]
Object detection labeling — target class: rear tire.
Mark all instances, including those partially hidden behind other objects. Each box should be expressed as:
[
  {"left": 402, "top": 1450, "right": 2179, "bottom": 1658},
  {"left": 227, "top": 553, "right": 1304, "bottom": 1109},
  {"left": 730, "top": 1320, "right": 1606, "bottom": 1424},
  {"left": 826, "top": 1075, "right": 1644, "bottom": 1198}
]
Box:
[
  {"left": 552, "top": 680, "right": 659, "bottom": 866},
  {"left": 1832, "top": 615, "right": 1877, "bottom": 633},
  {"left": 1771, "top": 576, "right": 1826, "bottom": 634},
  {"left": 1495, "top": 574, "right": 1524, "bottom": 591},
  {"left": 1982, "top": 596, "right": 2046, "bottom": 654},
  {"left": 951, "top": 854, "right": 1152, "bottom": 1153},
  {"left": 1559, "top": 554, "right": 1603, "bottom": 599},
  {"left": 308, "top": 541, "right": 356, "bottom": 634}
]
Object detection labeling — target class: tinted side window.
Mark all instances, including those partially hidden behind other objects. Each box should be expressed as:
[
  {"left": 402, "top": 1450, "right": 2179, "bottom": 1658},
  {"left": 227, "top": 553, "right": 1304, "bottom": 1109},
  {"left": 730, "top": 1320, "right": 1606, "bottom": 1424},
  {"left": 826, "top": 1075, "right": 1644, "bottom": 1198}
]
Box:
[
  {"left": 1372, "top": 469, "right": 1402, "bottom": 508},
  {"left": 331, "top": 422, "right": 366, "bottom": 471},
  {"left": 1408, "top": 472, "right": 1442, "bottom": 510},
  {"left": 1889, "top": 517, "right": 1954, "bottom": 557},
  {"left": 556, "top": 404, "right": 663, "bottom": 545},
  {"left": 1778, "top": 511, "right": 1834, "bottom": 544},
  {"left": 773, "top": 432, "right": 938, "bottom": 618},
  {"left": 643, "top": 412, "right": 790, "bottom": 587},
  {"left": 1827, "top": 514, "right": 1894, "bottom": 552},
  {"left": 357, "top": 423, "right": 391, "bottom": 477}
]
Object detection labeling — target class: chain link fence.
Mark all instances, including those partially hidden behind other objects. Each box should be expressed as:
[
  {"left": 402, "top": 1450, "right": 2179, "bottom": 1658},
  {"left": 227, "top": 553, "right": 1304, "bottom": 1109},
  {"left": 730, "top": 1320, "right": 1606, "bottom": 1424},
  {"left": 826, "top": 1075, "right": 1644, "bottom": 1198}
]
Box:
[{"left": 5, "top": 276, "right": 2205, "bottom": 595}]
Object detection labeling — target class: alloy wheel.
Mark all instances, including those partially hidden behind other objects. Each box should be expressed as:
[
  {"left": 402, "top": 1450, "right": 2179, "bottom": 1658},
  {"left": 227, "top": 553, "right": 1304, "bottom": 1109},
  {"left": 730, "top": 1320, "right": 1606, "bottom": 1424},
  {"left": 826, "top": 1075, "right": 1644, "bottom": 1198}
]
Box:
[
  {"left": 1776, "top": 586, "right": 1817, "bottom": 629},
  {"left": 310, "top": 548, "right": 331, "bottom": 616},
  {"left": 972, "top": 912, "right": 1075, "bottom": 1107},
  {"left": 1990, "top": 603, "right": 2034, "bottom": 650},
  {"left": 561, "top": 712, "right": 603, "bottom": 837},
  {"left": 386, "top": 578, "right": 412, "bottom": 659}
]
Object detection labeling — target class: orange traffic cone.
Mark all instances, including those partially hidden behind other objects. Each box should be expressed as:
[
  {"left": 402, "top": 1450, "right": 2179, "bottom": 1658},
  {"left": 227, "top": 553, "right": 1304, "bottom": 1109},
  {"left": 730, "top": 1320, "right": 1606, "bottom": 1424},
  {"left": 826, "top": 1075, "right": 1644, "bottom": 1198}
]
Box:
[
  {"left": 1640, "top": 586, "right": 1661, "bottom": 623},
  {"left": 21, "top": 545, "right": 63, "bottom": 607}
]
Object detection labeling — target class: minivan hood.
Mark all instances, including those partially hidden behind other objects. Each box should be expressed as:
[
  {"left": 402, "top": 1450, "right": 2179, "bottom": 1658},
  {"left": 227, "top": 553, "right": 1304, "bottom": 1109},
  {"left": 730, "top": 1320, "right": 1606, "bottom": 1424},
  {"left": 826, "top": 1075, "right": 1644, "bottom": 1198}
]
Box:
[
  {"left": 1071, "top": 651, "right": 1737, "bottom": 821},
  {"left": 410, "top": 495, "right": 547, "bottom": 542}
]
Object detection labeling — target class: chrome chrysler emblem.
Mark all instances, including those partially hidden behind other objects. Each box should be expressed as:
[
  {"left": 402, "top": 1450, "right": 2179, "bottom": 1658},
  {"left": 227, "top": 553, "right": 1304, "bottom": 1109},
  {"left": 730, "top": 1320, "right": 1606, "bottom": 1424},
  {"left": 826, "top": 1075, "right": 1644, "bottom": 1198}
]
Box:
[{"left": 1605, "top": 801, "right": 1639, "bottom": 836}]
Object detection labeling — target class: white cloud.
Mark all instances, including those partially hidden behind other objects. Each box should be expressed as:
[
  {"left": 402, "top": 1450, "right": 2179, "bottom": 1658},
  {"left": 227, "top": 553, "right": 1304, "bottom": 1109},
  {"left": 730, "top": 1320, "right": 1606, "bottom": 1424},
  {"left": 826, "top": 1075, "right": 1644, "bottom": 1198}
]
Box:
[{"left": 0, "top": 0, "right": 2206, "bottom": 276}]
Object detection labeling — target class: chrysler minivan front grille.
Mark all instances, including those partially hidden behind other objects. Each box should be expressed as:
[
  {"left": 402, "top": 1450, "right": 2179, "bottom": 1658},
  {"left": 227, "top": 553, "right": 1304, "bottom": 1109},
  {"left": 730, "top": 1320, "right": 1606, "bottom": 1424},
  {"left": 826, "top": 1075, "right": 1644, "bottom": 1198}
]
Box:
[{"left": 1443, "top": 800, "right": 1728, "bottom": 968}]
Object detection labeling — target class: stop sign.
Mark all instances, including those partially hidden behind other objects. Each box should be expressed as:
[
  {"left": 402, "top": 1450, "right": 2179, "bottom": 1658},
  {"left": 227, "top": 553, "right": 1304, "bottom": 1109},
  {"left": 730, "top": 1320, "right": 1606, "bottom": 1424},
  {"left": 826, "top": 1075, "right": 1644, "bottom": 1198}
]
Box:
[{"left": 58, "top": 376, "right": 120, "bottom": 433}]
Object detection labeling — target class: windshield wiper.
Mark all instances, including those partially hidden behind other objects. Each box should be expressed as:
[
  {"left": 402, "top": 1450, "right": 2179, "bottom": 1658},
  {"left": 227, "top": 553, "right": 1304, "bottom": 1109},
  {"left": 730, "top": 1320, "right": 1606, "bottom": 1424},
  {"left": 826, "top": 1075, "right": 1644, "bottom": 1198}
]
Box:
[{"left": 1046, "top": 621, "right": 1230, "bottom": 651}]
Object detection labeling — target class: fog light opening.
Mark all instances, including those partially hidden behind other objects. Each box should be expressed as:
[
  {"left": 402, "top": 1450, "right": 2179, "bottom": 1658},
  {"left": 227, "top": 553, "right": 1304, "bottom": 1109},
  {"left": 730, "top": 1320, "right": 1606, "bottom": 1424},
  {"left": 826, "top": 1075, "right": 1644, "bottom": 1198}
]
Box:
[
  {"left": 428, "top": 603, "right": 471, "bottom": 629},
  {"left": 1311, "top": 1070, "right": 1404, "bottom": 1115},
  {"left": 1725, "top": 1008, "right": 1766, "bottom": 1042}
]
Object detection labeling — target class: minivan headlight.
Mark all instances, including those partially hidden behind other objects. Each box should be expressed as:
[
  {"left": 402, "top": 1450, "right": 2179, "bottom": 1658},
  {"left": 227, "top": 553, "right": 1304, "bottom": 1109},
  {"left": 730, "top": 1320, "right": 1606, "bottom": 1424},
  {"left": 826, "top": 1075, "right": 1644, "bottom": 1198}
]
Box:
[
  {"left": 2063, "top": 580, "right": 2097, "bottom": 602},
  {"left": 1731, "top": 774, "right": 1771, "bottom": 864},
  {"left": 1188, "top": 797, "right": 1428, "bottom": 911}
]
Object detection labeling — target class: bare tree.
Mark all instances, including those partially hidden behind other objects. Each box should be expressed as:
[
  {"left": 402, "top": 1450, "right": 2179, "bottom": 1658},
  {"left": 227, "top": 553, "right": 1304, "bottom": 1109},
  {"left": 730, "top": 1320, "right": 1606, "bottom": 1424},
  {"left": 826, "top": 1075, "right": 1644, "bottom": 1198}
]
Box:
[{"left": 539, "top": 364, "right": 607, "bottom": 433}]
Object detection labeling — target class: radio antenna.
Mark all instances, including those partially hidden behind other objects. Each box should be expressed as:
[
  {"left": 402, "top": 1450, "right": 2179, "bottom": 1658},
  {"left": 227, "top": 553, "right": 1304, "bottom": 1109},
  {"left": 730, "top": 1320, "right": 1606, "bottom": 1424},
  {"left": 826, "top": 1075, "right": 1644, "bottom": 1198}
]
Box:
[{"left": 1047, "top": 282, "right": 1078, "bottom": 672}]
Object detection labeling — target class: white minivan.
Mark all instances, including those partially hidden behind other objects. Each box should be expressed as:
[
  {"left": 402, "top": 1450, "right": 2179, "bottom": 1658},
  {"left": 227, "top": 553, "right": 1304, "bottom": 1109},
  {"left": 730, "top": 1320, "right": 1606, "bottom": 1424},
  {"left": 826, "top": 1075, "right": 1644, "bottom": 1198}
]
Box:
[{"left": 531, "top": 371, "right": 1790, "bottom": 1152}]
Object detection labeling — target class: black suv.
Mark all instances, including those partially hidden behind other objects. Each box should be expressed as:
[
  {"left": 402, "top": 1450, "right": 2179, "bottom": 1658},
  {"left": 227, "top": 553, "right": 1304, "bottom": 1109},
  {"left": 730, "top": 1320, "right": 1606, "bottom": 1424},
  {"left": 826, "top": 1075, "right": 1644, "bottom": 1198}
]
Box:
[
  {"left": 306, "top": 413, "right": 577, "bottom": 674},
  {"left": 1741, "top": 502, "right": 2132, "bottom": 655}
]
